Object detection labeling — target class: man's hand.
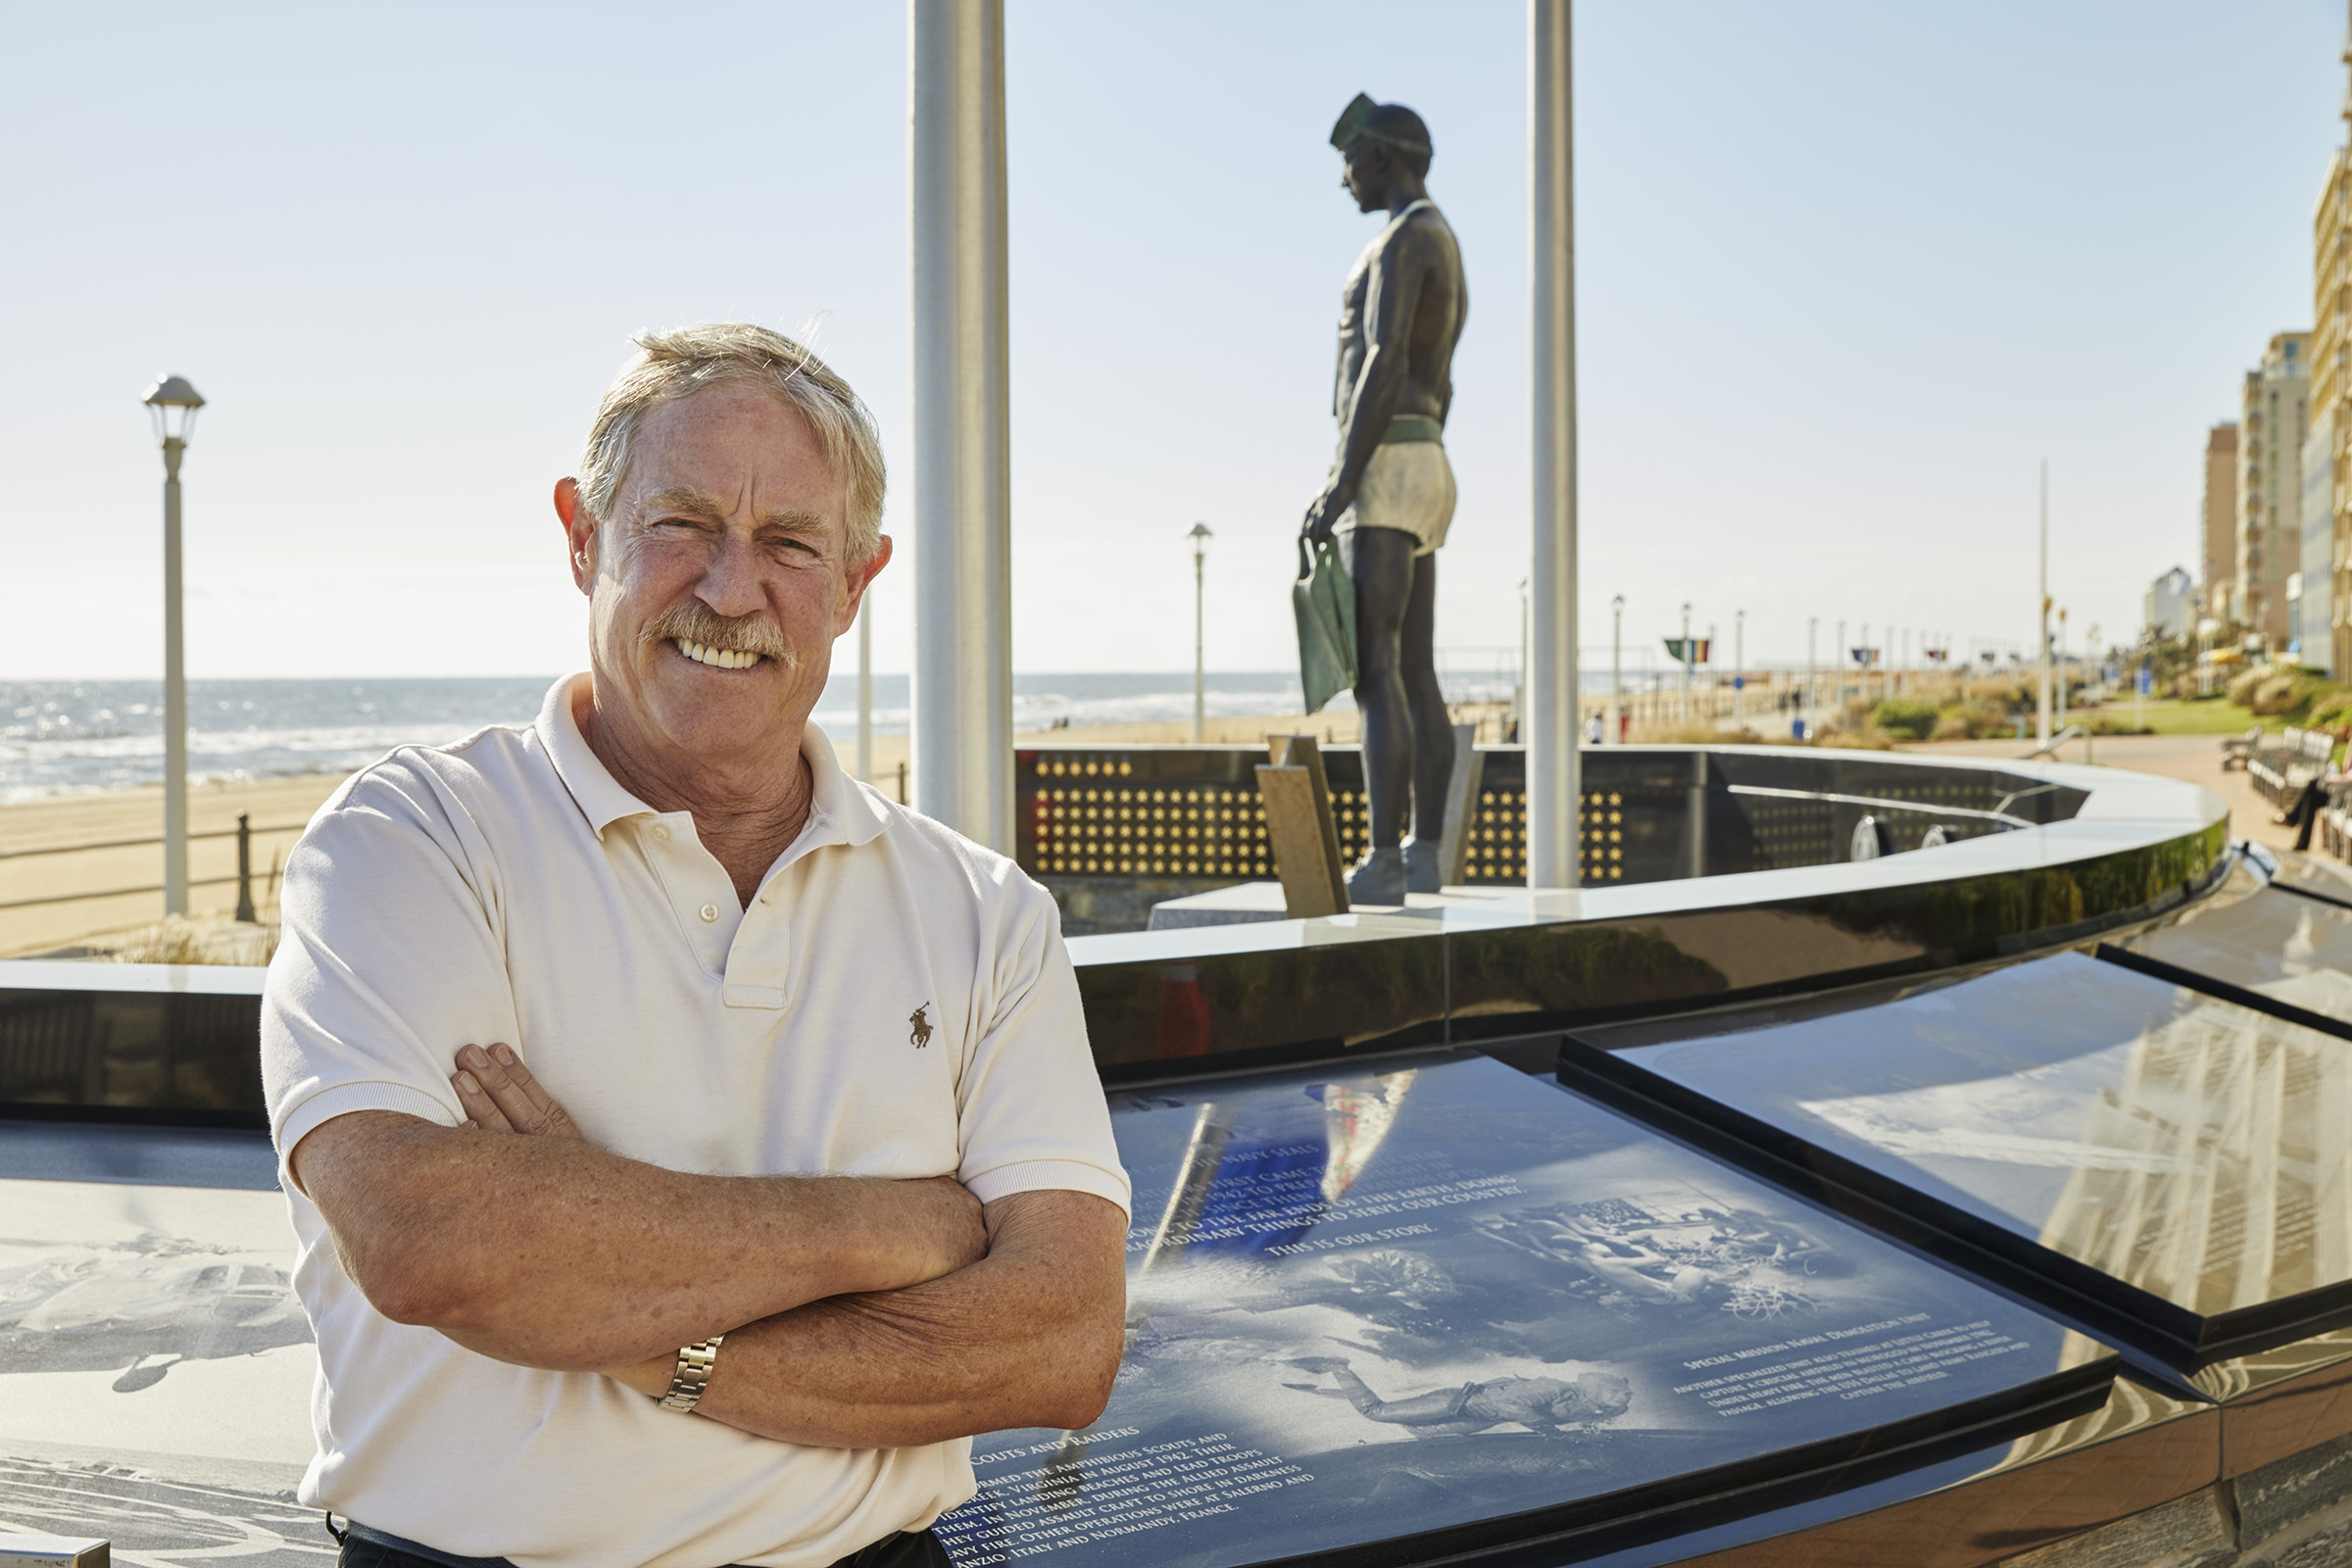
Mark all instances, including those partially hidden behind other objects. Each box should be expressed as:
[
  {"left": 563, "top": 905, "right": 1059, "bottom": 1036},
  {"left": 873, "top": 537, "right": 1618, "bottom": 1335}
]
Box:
[
  {"left": 450, "top": 1043, "right": 582, "bottom": 1139},
  {"left": 1302, "top": 485, "right": 1350, "bottom": 548},
  {"left": 616, "top": 1189, "right": 1129, "bottom": 1445}
]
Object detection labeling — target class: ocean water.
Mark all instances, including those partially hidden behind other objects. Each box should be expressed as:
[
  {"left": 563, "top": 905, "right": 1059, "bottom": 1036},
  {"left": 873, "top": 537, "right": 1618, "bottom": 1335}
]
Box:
[{"left": 0, "top": 673, "right": 1352, "bottom": 803}]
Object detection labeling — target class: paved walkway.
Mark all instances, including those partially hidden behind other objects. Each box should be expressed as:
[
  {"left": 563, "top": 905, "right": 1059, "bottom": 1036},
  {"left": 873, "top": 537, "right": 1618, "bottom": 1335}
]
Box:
[{"left": 1897, "top": 732, "right": 2303, "bottom": 856}]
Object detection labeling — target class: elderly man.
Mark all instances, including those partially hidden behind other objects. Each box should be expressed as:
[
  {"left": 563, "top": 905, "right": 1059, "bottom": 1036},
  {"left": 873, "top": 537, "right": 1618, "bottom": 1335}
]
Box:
[{"left": 263, "top": 324, "right": 1130, "bottom": 1568}]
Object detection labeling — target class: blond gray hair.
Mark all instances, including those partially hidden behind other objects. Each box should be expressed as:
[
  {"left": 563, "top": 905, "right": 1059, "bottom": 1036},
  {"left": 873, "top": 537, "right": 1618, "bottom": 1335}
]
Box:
[{"left": 576, "top": 323, "right": 886, "bottom": 564}]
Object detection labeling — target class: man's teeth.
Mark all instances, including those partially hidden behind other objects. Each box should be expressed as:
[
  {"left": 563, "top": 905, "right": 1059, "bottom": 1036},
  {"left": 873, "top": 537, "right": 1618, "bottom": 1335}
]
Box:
[{"left": 675, "top": 639, "right": 761, "bottom": 669}]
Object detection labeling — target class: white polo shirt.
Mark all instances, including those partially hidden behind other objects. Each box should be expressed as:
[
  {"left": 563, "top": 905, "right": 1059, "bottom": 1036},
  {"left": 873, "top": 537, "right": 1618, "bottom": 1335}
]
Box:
[{"left": 262, "top": 674, "right": 1129, "bottom": 1568}]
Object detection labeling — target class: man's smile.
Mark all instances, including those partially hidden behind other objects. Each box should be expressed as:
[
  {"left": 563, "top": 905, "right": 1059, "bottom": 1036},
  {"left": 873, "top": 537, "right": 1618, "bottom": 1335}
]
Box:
[{"left": 673, "top": 638, "right": 765, "bottom": 670}]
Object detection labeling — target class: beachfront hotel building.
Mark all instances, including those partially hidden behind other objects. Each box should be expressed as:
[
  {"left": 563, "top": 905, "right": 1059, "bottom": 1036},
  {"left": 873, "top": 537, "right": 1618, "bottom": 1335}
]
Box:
[
  {"left": 2237, "top": 333, "right": 2310, "bottom": 656},
  {"left": 2313, "top": 138, "right": 2352, "bottom": 677},
  {"left": 2203, "top": 422, "right": 2238, "bottom": 624}
]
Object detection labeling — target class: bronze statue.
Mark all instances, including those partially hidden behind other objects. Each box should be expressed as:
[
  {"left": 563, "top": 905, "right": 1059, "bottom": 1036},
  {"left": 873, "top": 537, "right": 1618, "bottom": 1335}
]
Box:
[{"left": 1303, "top": 93, "right": 1468, "bottom": 904}]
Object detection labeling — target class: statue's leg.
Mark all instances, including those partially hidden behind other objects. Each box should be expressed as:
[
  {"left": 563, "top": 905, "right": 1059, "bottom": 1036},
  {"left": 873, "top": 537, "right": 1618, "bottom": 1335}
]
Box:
[
  {"left": 1345, "top": 526, "right": 1418, "bottom": 852},
  {"left": 1400, "top": 550, "right": 1451, "bottom": 845}
]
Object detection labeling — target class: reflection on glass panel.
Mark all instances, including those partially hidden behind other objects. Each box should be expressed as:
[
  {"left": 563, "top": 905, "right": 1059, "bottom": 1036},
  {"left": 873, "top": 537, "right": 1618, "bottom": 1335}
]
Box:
[
  {"left": 1624, "top": 954, "right": 2352, "bottom": 1320},
  {"left": 2268, "top": 852, "right": 2352, "bottom": 911},
  {"left": 2129, "top": 885, "right": 2352, "bottom": 1022}
]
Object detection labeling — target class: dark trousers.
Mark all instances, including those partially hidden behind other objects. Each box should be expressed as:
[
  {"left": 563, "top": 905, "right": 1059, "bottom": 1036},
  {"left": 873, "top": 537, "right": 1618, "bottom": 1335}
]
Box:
[
  {"left": 336, "top": 1524, "right": 951, "bottom": 1568},
  {"left": 2283, "top": 779, "right": 2330, "bottom": 852}
]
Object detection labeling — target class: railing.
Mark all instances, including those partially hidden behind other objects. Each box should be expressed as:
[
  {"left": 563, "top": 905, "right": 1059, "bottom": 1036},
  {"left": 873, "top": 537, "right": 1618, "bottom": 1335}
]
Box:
[{"left": 0, "top": 815, "right": 294, "bottom": 914}]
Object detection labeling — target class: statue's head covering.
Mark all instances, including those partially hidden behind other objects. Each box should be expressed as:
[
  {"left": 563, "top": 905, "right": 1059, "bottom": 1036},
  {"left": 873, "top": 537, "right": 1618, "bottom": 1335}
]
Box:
[{"left": 1330, "top": 93, "right": 1432, "bottom": 163}]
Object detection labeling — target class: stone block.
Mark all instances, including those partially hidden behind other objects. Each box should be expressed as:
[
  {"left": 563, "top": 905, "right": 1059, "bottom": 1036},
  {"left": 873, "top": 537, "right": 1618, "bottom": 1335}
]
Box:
[
  {"left": 2233, "top": 1428, "right": 2352, "bottom": 1547},
  {"left": 1994, "top": 1487, "right": 2235, "bottom": 1568}
]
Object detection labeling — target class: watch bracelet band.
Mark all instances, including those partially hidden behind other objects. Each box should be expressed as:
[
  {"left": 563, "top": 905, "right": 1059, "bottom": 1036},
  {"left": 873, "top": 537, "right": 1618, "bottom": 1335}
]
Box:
[{"left": 659, "top": 1333, "right": 725, "bottom": 1412}]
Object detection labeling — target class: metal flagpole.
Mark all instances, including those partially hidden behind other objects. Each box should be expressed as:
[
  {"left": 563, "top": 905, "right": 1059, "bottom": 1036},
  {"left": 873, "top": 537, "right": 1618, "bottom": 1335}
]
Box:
[
  {"left": 1526, "top": 0, "right": 1579, "bottom": 888},
  {"left": 909, "top": 0, "right": 1013, "bottom": 850}
]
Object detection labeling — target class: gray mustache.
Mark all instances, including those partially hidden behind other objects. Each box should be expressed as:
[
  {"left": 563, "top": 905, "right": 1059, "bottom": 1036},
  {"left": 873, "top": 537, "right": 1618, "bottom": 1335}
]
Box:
[{"left": 641, "top": 605, "right": 798, "bottom": 668}]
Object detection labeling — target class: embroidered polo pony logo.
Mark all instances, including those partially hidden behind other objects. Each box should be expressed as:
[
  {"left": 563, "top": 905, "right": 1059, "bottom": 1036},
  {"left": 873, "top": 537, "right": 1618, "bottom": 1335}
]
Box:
[{"left": 909, "top": 1003, "right": 934, "bottom": 1050}]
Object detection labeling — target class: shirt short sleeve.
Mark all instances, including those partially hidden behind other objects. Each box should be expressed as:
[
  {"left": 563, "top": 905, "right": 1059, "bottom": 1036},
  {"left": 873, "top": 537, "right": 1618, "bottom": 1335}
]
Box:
[
  {"left": 263, "top": 755, "right": 521, "bottom": 1193},
  {"left": 951, "top": 872, "right": 1131, "bottom": 1216}
]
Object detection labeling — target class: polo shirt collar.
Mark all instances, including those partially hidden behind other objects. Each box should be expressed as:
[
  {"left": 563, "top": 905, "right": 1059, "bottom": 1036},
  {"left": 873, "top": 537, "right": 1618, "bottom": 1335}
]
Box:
[{"left": 536, "top": 672, "right": 890, "bottom": 850}]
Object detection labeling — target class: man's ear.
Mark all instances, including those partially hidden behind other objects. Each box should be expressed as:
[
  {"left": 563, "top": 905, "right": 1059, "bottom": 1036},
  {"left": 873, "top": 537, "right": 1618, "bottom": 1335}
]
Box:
[
  {"left": 839, "top": 534, "right": 894, "bottom": 635},
  {"left": 556, "top": 478, "right": 595, "bottom": 595}
]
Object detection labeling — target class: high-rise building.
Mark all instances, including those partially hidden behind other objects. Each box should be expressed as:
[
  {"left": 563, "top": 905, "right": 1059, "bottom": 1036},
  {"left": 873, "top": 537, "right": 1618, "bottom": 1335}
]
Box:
[
  {"left": 2145, "top": 566, "right": 2193, "bottom": 644},
  {"left": 2303, "top": 407, "right": 2333, "bottom": 669},
  {"left": 2238, "top": 333, "right": 2310, "bottom": 653},
  {"left": 2314, "top": 136, "right": 2352, "bottom": 676},
  {"left": 2202, "top": 422, "right": 2238, "bottom": 621}
]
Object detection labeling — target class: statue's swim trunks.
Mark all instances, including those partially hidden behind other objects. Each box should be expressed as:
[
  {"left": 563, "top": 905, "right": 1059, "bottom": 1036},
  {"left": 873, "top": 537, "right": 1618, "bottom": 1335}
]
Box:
[{"left": 1340, "top": 430, "right": 1455, "bottom": 557}]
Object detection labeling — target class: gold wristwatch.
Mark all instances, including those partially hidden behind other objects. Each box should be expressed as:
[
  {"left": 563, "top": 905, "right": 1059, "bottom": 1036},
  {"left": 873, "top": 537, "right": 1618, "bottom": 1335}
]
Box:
[{"left": 659, "top": 1334, "right": 725, "bottom": 1413}]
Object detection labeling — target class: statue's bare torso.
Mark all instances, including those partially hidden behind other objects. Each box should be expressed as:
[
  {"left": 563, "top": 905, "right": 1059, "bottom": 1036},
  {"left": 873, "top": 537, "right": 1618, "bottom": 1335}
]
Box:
[{"left": 1334, "top": 203, "right": 1467, "bottom": 432}]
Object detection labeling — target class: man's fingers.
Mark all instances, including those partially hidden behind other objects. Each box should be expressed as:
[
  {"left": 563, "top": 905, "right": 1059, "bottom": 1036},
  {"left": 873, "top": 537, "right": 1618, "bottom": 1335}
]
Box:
[
  {"left": 455, "top": 1043, "right": 582, "bottom": 1140},
  {"left": 452, "top": 1068, "right": 514, "bottom": 1132}
]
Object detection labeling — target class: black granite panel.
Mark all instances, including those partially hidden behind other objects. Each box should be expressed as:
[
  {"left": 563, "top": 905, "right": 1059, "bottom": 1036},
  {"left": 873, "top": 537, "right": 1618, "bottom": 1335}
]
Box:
[
  {"left": 1446, "top": 821, "right": 2230, "bottom": 1049},
  {"left": 1568, "top": 953, "right": 2352, "bottom": 1372},
  {"left": 1079, "top": 934, "right": 1447, "bottom": 1080},
  {"left": 0, "top": 986, "right": 264, "bottom": 1126},
  {"left": 935, "top": 1055, "right": 2109, "bottom": 1568}
]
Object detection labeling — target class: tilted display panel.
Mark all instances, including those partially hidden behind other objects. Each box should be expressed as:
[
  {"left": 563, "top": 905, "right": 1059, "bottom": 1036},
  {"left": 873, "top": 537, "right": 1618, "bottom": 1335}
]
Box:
[
  {"left": 1562, "top": 952, "right": 2352, "bottom": 1373},
  {"left": 933, "top": 1054, "right": 2109, "bottom": 1568}
]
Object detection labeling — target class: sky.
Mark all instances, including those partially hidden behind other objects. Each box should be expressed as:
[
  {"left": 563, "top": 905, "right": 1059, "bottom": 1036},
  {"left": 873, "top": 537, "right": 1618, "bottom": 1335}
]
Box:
[{"left": 0, "top": 0, "right": 2343, "bottom": 681}]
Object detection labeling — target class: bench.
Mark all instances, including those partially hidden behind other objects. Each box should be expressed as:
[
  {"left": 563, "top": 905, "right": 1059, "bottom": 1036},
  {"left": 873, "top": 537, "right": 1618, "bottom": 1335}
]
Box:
[
  {"left": 2222, "top": 724, "right": 2262, "bottom": 771},
  {"left": 2249, "top": 725, "right": 2334, "bottom": 806}
]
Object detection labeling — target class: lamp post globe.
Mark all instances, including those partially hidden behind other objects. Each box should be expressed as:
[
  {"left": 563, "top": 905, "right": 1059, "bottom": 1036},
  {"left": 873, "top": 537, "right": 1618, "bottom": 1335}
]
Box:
[
  {"left": 142, "top": 374, "right": 205, "bottom": 919},
  {"left": 1187, "top": 523, "right": 1213, "bottom": 743}
]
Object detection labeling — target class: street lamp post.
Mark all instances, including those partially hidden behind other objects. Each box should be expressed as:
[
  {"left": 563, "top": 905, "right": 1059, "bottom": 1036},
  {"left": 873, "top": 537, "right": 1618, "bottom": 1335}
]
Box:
[
  {"left": 1679, "top": 602, "right": 1693, "bottom": 721},
  {"left": 1835, "top": 619, "right": 1846, "bottom": 716},
  {"left": 1188, "top": 522, "right": 1212, "bottom": 743},
  {"left": 1806, "top": 616, "right": 1817, "bottom": 736},
  {"left": 143, "top": 374, "right": 204, "bottom": 918},
  {"left": 2056, "top": 607, "right": 2069, "bottom": 735},
  {"left": 1707, "top": 622, "right": 1718, "bottom": 723},
  {"left": 1733, "top": 609, "right": 1744, "bottom": 727},
  {"left": 1609, "top": 594, "right": 1624, "bottom": 745}
]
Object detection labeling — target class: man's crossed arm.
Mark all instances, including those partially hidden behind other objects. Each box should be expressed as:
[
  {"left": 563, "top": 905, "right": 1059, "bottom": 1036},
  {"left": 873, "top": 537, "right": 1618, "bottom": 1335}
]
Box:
[{"left": 289, "top": 1043, "right": 1127, "bottom": 1446}]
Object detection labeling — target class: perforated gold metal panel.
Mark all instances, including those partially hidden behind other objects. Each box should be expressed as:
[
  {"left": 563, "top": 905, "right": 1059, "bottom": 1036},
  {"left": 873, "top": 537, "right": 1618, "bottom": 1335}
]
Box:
[
  {"left": 1029, "top": 757, "right": 1275, "bottom": 879},
  {"left": 1022, "top": 752, "right": 1542, "bottom": 884}
]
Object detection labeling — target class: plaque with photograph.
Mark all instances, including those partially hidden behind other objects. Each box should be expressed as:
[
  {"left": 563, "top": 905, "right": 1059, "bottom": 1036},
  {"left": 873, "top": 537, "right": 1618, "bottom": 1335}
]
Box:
[
  {"left": 934, "top": 1054, "right": 2108, "bottom": 1568},
  {"left": 1564, "top": 953, "right": 2352, "bottom": 1374},
  {"left": 0, "top": 1139, "right": 321, "bottom": 1564}
]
